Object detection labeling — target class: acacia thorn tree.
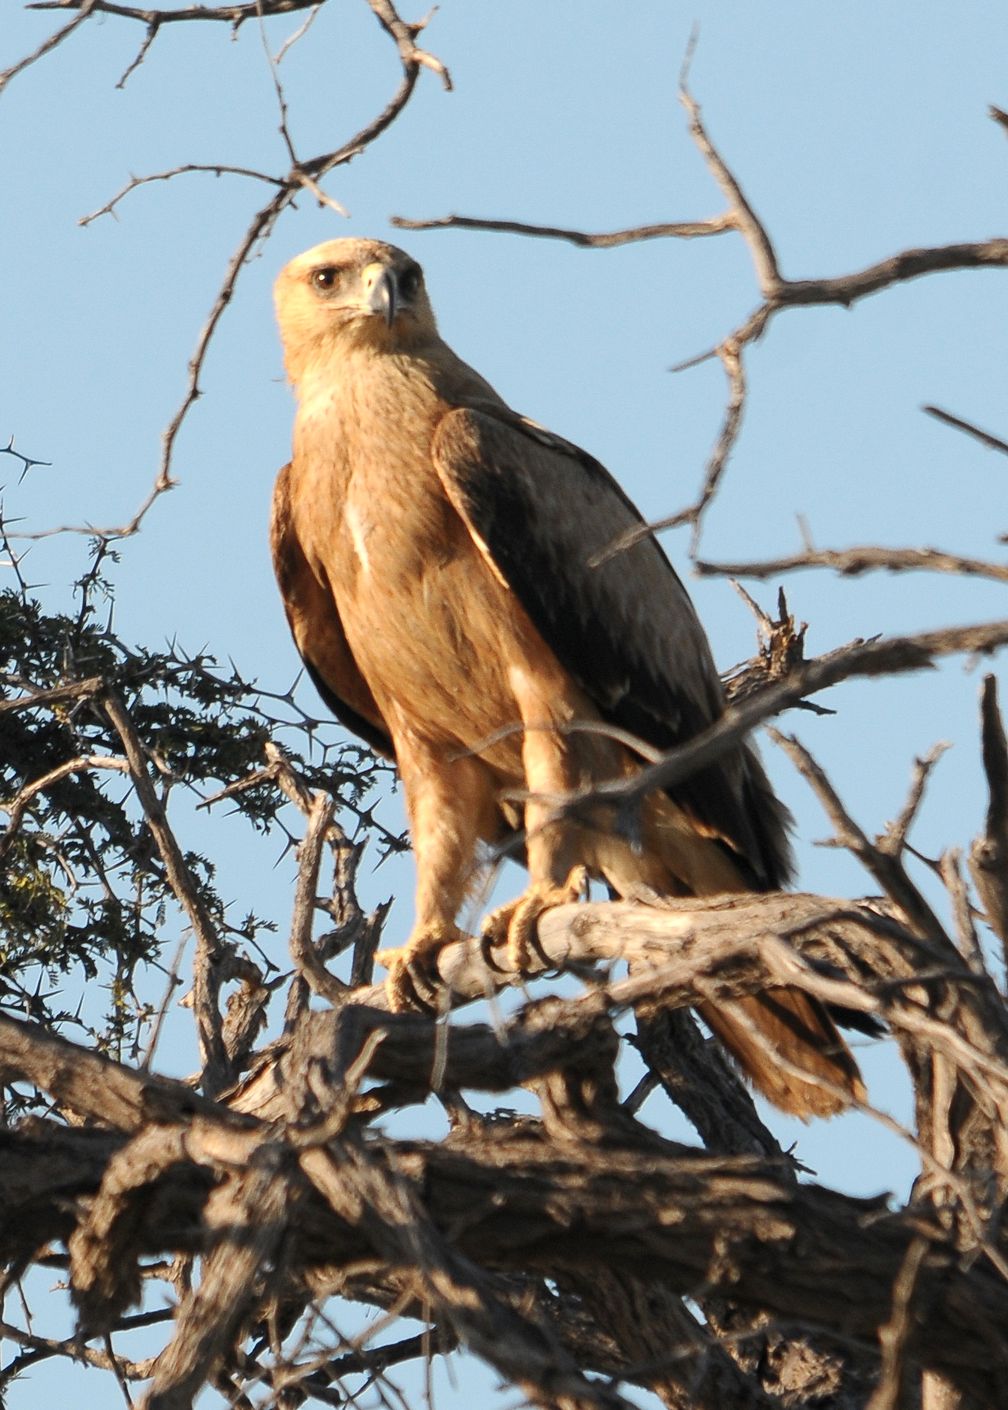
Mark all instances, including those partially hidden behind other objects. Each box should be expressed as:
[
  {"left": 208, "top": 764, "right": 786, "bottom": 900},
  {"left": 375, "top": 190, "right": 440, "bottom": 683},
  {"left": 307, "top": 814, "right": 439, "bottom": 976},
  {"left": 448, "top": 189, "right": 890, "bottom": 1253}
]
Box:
[{"left": 2, "top": 6, "right": 1008, "bottom": 1409}]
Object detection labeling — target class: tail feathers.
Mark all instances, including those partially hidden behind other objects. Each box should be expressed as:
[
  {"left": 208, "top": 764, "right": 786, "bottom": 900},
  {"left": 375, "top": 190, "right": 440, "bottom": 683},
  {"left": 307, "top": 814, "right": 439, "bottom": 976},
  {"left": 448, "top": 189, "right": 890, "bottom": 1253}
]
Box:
[{"left": 698, "top": 990, "right": 866, "bottom": 1119}]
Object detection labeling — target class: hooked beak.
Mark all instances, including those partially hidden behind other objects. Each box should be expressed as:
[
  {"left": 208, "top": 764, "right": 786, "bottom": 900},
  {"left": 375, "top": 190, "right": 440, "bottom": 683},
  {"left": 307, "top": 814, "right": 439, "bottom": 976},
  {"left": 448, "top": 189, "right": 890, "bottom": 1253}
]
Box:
[{"left": 362, "top": 264, "right": 397, "bottom": 328}]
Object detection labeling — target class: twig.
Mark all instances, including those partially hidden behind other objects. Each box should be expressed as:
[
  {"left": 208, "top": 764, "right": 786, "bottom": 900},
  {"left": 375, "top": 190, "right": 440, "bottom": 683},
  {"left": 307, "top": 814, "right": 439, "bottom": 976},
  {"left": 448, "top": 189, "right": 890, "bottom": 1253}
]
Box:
[
  {"left": 770, "top": 730, "right": 949, "bottom": 942},
  {"left": 287, "top": 792, "right": 347, "bottom": 1002},
  {"left": 78, "top": 165, "right": 287, "bottom": 226},
  {"left": 882, "top": 744, "right": 950, "bottom": 857},
  {"left": 395, "top": 63, "right": 1008, "bottom": 547},
  {"left": 0, "top": 0, "right": 97, "bottom": 96},
  {"left": 923, "top": 404, "right": 1008, "bottom": 456},
  {"left": 366, "top": 0, "right": 451, "bottom": 89},
  {"left": 15, "top": 0, "right": 448, "bottom": 544},
  {"left": 391, "top": 213, "right": 733, "bottom": 246},
  {"left": 696, "top": 544, "right": 1008, "bottom": 584},
  {"left": 554, "top": 617, "right": 1008, "bottom": 826},
  {"left": 273, "top": 3, "right": 323, "bottom": 63},
  {"left": 0, "top": 437, "right": 52, "bottom": 482},
  {"left": 0, "top": 753, "right": 129, "bottom": 862},
  {"left": 969, "top": 675, "right": 1008, "bottom": 962},
  {"left": 100, "top": 689, "right": 231, "bottom": 1096},
  {"left": 679, "top": 83, "right": 780, "bottom": 295},
  {"left": 939, "top": 849, "right": 986, "bottom": 976},
  {"left": 27, "top": 0, "right": 318, "bottom": 22}
]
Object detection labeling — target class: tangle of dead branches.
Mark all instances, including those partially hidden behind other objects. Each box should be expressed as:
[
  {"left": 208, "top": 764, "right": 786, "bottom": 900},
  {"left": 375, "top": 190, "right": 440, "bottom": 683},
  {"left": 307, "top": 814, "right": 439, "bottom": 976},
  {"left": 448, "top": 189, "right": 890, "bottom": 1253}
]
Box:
[
  {"left": 4, "top": 575, "right": 1008, "bottom": 1410},
  {"left": 5, "top": 8, "right": 1008, "bottom": 1409}
]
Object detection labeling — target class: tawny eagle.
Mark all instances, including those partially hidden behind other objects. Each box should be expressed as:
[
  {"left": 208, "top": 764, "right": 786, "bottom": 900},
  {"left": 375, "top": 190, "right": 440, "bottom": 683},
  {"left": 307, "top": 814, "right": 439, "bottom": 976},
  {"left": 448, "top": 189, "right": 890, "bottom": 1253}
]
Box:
[{"left": 271, "top": 237, "right": 863, "bottom": 1117}]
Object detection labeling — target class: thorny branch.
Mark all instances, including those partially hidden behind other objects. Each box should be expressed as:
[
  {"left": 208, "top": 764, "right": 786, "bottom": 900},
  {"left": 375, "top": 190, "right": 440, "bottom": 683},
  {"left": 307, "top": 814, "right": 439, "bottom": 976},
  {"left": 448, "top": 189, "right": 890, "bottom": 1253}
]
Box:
[
  {"left": 100, "top": 689, "right": 235, "bottom": 1095},
  {"left": 8, "top": 0, "right": 450, "bottom": 544},
  {"left": 5, "top": 492, "right": 1008, "bottom": 1406},
  {"left": 0, "top": 437, "right": 52, "bottom": 483},
  {"left": 533, "top": 616, "right": 1008, "bottom": 829},
  {"left": 8, "top": 657, "right": 1008, "bottom": 1408},
  {"left": 7, "top": 11, "right": 1008, "bottom": 1410}
]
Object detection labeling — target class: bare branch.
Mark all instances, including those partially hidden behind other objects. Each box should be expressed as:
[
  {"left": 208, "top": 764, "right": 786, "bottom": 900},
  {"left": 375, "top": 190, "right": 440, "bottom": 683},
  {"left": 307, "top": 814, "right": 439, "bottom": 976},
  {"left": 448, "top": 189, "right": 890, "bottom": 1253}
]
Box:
[
  {"left": 969, "top": 674, "right": 1008, "bottom": 959},
  {"left": 301, "top": 1139, "right": 633, "bottom": 1410},
  {"left": 0, "top": 436, "right": 52, "bottom": 482},
  {"left": 594, "top": 335, "right": 751, "bottom": 564},
  {"left": 8, "top": 1094, "right": 1008, "bottom": 1405},
  {"left": 391, "top": 213, "right": 734, "bottom": 246},
  {"left": 101, "top": 690, "right": 233, "bottom": 1096},
  {"left": 0, "top": 0, "right": 96, "bottom": 96},
  {"left": 567, "top": 618, "right": 1008, "bottom": 825},
  {"left": 775, "top": 241, "right": 1008, "bottom": 308},
  {"left": 696, "top": 543, "right": 1008, "bottom": 584},
  {"left": 939, "top": 848, "right": 986, "bottom": 975},
  {"left": 396, "top": 70, "right": 1008, "bottom": 547},
  {"left": 881, "top": 743, "right": 950, "bottom": 858},
  {"left": 0, "top": 1008, "right": 254, "bottom": 1132},
  {"left": 366, "top": 0, "right": 451, "bottom": 89},
  {"left": 679, "top": 84, "right": 780, "bottom": 296},
  {"left": 770, "top": 731, "right": 949, "bottom": 942},
  {"left": 287, "top": 792, "right": 347, "bottom": 1003},
  {"left": 0, "top": 676, "right": 104, "bottom": 714},
  {"left": 923, "top": 403, "right": 1008, "bottom": 456},
  {"left": 27, "top": 0, "right": 319, "bottom": 23},
  {"left": 144, "top": 1156, "right": 293, "bottom": 1410},
  {"left": 0, "top": 752, "right": 129, "bottom": 861},
  {"left": 78, "top": 164, "right": 287, "bottom": 227},
  {"left": 13, "top": 0, "right": 448, "bottom": 543}
]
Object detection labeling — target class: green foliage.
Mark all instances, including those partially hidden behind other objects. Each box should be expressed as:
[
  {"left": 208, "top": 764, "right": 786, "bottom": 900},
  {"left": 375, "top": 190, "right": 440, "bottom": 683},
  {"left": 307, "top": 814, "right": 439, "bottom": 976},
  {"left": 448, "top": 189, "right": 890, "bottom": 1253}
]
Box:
[{"left": 0, "top": 547, "right": 394, "bottom": 1068}]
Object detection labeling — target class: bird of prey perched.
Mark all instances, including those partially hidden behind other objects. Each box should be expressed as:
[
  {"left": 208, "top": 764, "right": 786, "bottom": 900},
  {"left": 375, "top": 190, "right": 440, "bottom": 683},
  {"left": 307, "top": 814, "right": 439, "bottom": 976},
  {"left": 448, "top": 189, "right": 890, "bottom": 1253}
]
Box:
[{"left": 272, "top": 237, "right": 864, "bottom": 1117}]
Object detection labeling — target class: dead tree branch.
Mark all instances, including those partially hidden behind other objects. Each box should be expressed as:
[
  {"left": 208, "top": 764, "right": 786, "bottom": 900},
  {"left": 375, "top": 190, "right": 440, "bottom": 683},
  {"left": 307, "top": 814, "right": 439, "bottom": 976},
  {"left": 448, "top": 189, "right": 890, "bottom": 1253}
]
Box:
[
  {"left": 923, "top": 404, "right": 1008, "bottom": 456},
  {"left": 696, "top": 545, "right": 1008, "bottom": 584},
  {"left": 10, "top": 0, "right": 449, "bottom": 544},
  {"left": 100, "top": 689, "right": 235, "bottom": 1096},
  {"left": 555, "top": 618, "right": 1008, "bottom": 826},
  {"left": 969, "top": 675, "right": 1008, "bottom": 960},
  {"left": 5, "top": 1052, "right": 1008, "bottom": 1406},
  {"left": 395, "top": 68, "right": 1008, "bottom": 547}
]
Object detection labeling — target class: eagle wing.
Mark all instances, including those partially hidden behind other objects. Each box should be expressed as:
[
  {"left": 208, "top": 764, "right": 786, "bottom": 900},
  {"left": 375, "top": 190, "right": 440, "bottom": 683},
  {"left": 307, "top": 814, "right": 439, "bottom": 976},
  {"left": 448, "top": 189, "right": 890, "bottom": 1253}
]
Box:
[
  {"left": 270, "top": 462, "right": 393, "bottom": 758},
  {"left": 431, "top": 406, "right": 791, "bottom": 888}
]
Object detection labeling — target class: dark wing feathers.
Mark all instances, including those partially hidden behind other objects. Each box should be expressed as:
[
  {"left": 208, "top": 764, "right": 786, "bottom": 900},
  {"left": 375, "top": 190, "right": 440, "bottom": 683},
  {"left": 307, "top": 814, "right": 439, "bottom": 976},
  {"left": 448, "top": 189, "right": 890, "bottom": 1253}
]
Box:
[
  {"left": 432, "top": 406, "right": 793, "bottom": 889},
  {"left": 270, "top": 463, "right": 393, "bottom": 758}
]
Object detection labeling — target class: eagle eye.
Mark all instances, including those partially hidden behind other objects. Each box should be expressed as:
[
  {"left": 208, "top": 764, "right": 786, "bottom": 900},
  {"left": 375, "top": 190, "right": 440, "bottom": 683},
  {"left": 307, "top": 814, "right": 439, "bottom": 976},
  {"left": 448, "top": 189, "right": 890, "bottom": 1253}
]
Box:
[
  {"left": 311, "top": 266, "right": 340, "bottom": 293},
  {"left": 399, "top": 264, "right": 422, "bottom": 300}
]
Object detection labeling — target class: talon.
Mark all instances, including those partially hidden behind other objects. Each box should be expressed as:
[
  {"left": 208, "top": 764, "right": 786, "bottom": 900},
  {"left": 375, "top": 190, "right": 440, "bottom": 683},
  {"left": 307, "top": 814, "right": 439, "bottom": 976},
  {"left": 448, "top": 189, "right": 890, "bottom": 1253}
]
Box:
[
  {"left": 482, "top": 865, "right": 588, "bottom": 974},
  {"left": 377, "top": 922, "right": 466, "bottom": 1012},
  {"left": 478, "top": 927, "right": 511, "bottom": 974}
]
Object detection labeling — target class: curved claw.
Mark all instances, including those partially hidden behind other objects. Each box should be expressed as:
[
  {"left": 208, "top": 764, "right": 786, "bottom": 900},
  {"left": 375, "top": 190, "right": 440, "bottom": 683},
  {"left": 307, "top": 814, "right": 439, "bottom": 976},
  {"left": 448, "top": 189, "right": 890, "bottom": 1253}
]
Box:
[
  {"left": 377, "top": 921, "right": 466, "bottom": 1012},
  {"left": 482, "top": 865, "right": 589, "bottom": 973}
]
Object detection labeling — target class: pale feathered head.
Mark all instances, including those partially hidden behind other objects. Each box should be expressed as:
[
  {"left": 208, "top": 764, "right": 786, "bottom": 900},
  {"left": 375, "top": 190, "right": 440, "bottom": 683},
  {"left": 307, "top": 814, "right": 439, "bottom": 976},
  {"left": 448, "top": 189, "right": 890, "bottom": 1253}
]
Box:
[{"left": 274, "top": 238, "right": 438, "bottom": 383}]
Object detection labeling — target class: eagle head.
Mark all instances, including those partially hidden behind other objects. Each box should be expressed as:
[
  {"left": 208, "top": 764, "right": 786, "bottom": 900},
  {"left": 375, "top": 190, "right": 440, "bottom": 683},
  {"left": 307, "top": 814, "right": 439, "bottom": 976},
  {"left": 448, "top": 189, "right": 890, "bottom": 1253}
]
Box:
[{"left": 275, "top": 238, "right": 437, "bottom": 384}]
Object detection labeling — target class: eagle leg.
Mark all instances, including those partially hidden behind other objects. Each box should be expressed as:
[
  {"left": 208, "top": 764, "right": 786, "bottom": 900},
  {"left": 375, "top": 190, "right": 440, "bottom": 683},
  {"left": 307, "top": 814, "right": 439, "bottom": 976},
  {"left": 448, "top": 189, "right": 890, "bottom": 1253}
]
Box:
[
  {"left": 377, "top": 921, "right": 468, "bottom": 1012},
  {"left": 482, "top": 865, "right": 588, "bottom": 973}
]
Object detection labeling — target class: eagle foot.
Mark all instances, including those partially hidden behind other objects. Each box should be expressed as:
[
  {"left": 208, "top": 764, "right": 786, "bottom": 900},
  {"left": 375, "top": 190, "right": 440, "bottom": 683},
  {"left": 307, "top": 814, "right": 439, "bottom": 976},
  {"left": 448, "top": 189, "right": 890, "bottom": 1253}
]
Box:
[
  {"left": 481, "top": 866, "right": 589, "bottom": 974},
  {"left": 377, "top": 922, "right": 466, "bottom": 1012}
]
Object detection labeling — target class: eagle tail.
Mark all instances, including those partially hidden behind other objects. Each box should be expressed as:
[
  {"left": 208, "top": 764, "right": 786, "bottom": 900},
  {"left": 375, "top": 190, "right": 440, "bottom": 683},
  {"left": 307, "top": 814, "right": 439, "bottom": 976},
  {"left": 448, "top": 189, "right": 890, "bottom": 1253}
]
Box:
[
  {"left": 697, "top": 991, "right": 865, "bottom": 1119},
  {"left": 640, "top": 780, "right": 865, "bottom": 1119}
]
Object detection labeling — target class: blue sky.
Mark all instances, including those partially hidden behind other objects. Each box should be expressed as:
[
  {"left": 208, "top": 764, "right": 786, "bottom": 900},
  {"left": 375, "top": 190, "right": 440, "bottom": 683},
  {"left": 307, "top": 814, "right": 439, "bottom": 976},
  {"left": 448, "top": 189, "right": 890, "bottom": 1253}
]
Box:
[{"left": 3, "top": 3, "right": 1008, "bottom": 1403}]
